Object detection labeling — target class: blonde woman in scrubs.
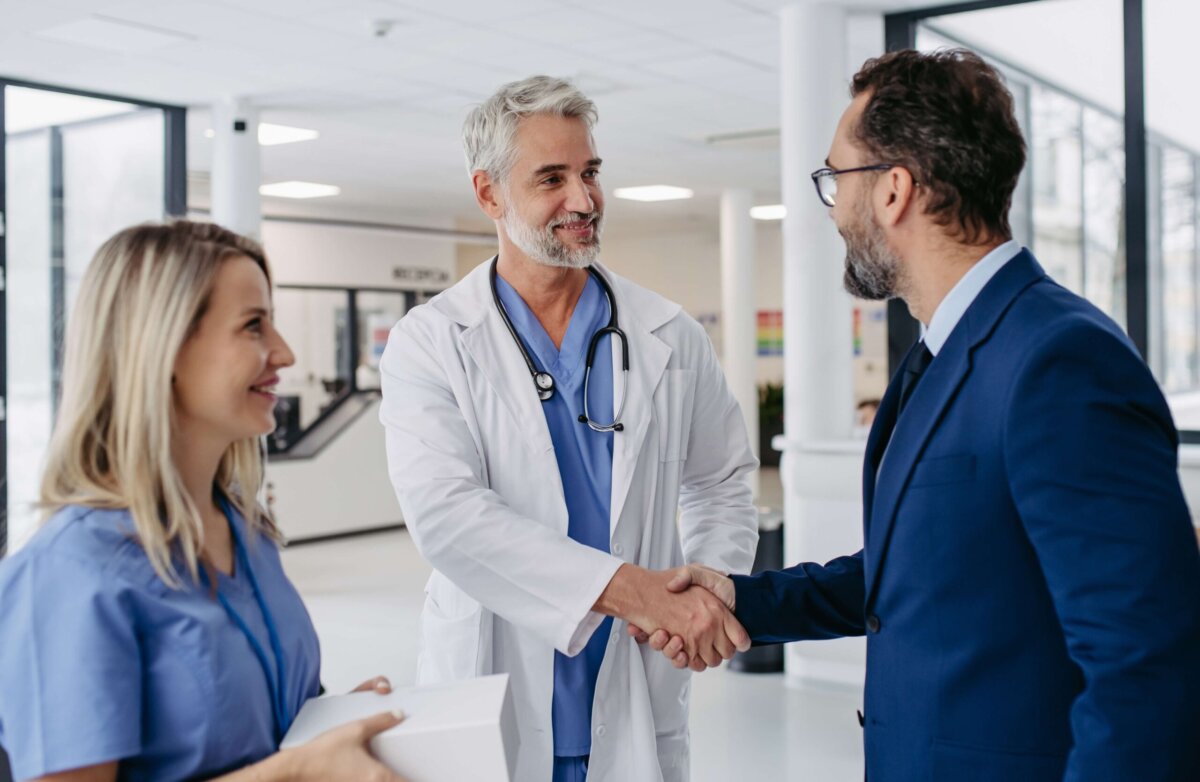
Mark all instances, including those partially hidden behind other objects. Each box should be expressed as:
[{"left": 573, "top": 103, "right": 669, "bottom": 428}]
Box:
[{"left": 0, "top": 221, "right": 406, "bottom": 782}]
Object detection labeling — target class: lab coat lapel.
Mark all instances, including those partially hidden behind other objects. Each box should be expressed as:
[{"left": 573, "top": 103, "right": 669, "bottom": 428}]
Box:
[
  {"left": 605, "top": 280, "right": 672, "bottom": 537},
  {"left": 453, "top": 263, "right": 556, "bottom": 457}
]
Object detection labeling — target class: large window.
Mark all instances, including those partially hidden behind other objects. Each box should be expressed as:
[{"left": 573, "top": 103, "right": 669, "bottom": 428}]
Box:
[
  {"left": 1, "top": 81, "right": 185, "bottom": 554},
  {"left": 890, "top": 0, "right": 1199, "bottom": 438}
]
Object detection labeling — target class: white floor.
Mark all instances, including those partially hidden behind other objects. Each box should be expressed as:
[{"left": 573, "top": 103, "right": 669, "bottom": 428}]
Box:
[{"left": 280, "top": 486, "right": 866, "bottom": 780}]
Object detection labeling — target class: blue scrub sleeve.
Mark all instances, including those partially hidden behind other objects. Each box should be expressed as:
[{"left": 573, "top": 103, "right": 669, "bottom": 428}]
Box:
[{"left": 0, "top": 553, "right": 142, "bottom": 779}]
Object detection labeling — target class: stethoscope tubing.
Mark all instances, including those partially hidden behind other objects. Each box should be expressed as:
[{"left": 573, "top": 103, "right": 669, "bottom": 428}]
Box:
[{"left": 490, "top": 257, "right": 628, "bottom": 433}]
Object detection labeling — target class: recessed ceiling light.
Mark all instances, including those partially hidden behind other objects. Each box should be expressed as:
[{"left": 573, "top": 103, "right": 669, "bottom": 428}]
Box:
[
  {"left": 258, "top": 123, "right": 320, "bottom": 146},
  {"left": 259, "top": 181, "right": 340, "bottom": 199},
  {"left": 613, "top": 185, "right": 694, "bottom": 202},
  {"left": 203, "top": 123, "right": 319, "bottom": 146},
  {"left": 750, "top": 204, "right": 786, "bottom": 221}
]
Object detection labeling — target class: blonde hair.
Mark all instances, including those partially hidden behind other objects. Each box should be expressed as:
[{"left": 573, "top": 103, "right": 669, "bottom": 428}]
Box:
[{"left": 40, "top": 220, "right": 278, "bottom": 587}]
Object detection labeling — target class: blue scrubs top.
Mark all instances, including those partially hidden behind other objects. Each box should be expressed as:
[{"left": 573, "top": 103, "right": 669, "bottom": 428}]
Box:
[
  {"left": 0, "top": 503, "right": 321, "bottom": 781},
  {"left": 495, "top": 273, "right": 615, "bottom": 759}
]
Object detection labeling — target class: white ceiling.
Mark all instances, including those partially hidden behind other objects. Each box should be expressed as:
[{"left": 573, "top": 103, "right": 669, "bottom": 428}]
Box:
[{"left": 1, "top": 0, "right": 925, "bottom": 226}]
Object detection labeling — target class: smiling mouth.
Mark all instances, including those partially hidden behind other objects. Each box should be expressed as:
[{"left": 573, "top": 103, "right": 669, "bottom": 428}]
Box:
[{"left": 554, "top": 218, "right": 595, "bottom": 234}]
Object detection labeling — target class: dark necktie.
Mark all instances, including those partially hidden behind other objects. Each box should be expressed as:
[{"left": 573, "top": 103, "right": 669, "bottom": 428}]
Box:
[{"left": 897, "top": 342, "right": 934, "bottom": 418}]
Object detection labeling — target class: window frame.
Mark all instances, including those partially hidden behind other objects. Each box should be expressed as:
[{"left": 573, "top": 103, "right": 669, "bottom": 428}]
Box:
[
  {"left": 0, "top": 78, "right": 186, "bottom": 555},
  {"left": 883, "top": 1, "right": 1162, "bottom": 432}
]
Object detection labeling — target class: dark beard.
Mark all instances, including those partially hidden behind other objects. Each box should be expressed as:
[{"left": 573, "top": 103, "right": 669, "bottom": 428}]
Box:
[{"left": 841, "top": 197, "right": 901, "bottom": 300}]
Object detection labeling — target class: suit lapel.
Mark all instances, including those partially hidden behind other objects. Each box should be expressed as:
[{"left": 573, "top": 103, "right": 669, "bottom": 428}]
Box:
[
  {"left": 861, "top": 347, "right": 908, "bottom": 531},
  {"left": 863, "top": 333, "right": 972, "bottom": 606},
  {"left": 862, "top": 250, "right": 1048, "bottom": 607}
]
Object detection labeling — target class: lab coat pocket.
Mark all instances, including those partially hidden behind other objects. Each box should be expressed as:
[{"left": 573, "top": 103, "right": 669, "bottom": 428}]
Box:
[
  {"left": 643, "top": 649, "right": 691, "bottom": 738},
  {"left": 417, "top": 576, "right": 484, "bottom": 683},
  {"left": 655, "top": 370, "right": 697, "bottom": 462}
]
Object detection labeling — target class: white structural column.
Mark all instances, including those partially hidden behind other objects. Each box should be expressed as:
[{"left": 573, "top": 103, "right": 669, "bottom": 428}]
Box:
[
  {"left": 720, "top": 188, "right": 759, "bottom": 499},
  {"left": 780, "top": 3, "right": 863, "bottom": 688},
  {"left": 211, "top": 98, "right": 261, "bottom": 239},
  {"left": 781, "top": 3, "right": 854, "bottom": 446}
]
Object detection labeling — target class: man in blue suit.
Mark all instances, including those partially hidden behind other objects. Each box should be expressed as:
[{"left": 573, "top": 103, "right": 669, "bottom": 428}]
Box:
[{"left": 639, "top": 49, "right": 1200, "bottom": 780}]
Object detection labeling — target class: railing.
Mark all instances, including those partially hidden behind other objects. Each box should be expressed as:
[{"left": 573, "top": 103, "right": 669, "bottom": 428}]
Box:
[{"left": 267, "top": 284, "right": 439, "bottom": 458}]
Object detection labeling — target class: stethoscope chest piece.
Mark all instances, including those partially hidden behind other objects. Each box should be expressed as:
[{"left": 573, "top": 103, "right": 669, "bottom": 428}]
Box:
[
  {"left": 490, "top": 257, "right": 628, "bottom": 433},
  {"left": 535, "top": 372, "right": 555, "bottom": 401}
]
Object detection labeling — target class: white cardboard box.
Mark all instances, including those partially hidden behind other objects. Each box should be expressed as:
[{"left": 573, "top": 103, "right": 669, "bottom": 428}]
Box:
[{"left": 281, "top": 674, "right": 519, "bottom": 781}]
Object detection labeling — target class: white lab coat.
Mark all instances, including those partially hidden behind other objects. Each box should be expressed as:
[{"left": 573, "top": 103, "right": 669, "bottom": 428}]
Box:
[{"left": 379, "top": 259, "right": 758, "bottom": 782}]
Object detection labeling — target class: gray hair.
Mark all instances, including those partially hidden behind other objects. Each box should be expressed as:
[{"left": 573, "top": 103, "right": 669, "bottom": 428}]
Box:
[{"left": 463, "top": 75, "right": 598, "bottom": 181}]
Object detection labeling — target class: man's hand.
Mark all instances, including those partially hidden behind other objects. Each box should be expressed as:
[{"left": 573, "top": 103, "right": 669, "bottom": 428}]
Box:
[
  {"left": 627, "top": 564, "right": 741, "bottom": 670},
  {"left": 595, "top": 564, "right": 749, "bottom": 669}
]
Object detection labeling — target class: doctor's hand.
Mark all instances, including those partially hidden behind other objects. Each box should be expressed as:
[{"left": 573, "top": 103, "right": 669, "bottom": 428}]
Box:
[
  {"left": 596, "top": 564, "right": 749, "bottom": 671},
  {"left": 629, "top": 564, "right": 740, "bottom": 671}
]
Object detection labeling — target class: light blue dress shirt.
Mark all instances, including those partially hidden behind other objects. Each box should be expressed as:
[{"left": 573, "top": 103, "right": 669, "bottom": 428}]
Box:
[
  {"left": 923, "top": 240, "right": 1023, "bottom": 355},
  {"left": 494, "top": 273, "right": 615, "bottom": 761},
  {"left": 0, "top": 503, "right": 321, "bottom": 781}
]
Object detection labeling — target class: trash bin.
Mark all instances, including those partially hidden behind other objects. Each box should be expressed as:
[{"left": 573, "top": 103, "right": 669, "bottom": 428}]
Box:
[{"left": 728, "top": 507, "right": 784, "bottom": 673}]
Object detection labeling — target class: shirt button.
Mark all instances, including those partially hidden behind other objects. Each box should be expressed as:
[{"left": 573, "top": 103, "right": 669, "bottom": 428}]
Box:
[
  {"left": 613, "top": 544, "right": 624, "bottom": 556},
  {"left": 596, "top": 725, "right": 607, "bottom": 737},
  {"left": 866, "top": 614, "right": 881, "bottom": 633},
  {"left": 610, "top": 631, "right": 619, "bottom": 645}
]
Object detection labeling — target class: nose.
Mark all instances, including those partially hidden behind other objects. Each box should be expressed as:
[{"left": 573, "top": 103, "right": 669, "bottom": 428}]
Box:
[
  {"left": 564, "top": 175, "right": 595, "bottom": 215},
  {"left": 268, "top": 323, "right": 296, "bottom": 369}
]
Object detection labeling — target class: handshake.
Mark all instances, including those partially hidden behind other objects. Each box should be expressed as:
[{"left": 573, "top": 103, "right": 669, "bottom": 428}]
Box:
[{"left": 594, "top": 563, "right": 749, "bottom": 671}]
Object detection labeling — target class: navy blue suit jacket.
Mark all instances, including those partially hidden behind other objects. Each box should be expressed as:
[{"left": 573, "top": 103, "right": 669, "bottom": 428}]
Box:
[{"left": 732, "top": 251, "right": 1200, "bottom": 781}]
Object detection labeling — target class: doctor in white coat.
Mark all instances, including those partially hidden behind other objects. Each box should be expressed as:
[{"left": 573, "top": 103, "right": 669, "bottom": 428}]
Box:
[{"left": 380, "top": 76, "right": 758, "bottom": 782}]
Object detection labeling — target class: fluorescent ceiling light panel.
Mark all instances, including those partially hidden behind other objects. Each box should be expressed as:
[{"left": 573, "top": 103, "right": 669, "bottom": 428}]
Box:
[
  {"left": 613, "top": 185, "right": 694, "bottom": 202},
  {"left": 259, "top": 181, "right": 341, "bottom": 199},
  {"left": 203, "top": 124, "right": 320, "bottom": 146},
  {"left": 37, "top": 15, "right": 193, "bottom": 53},
  {"left": 5, "top": 86, "right": 137, "bottom": 134},
  {"left": 750, "top": 204, "right": 786, "bottom": 221},
  {"left": 258, "top": 123, "right": 320, "bottom": 146}
]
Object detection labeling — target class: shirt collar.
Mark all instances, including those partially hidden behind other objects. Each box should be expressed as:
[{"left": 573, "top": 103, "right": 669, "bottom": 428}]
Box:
[{"left": 923, "top": 240, "right": 1022, "bottom": 356}]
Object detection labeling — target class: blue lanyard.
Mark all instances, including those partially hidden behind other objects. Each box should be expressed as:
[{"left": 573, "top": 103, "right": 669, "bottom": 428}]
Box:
[{"left": 203, "top": 499, "right": 291, "bottom": 743}]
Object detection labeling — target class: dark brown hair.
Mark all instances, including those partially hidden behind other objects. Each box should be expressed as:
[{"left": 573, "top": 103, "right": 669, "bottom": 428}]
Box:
[{"left": 851, "top": 48, "right": 1026, "bottom": 245}]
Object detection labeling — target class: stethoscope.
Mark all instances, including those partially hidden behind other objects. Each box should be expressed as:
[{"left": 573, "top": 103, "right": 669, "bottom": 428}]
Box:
[
  {"left": 489, "top": 257, "right": 629, "bottom": 433},
  {"left": 202, "top": 497, "right": 292, "bottom": 743}
]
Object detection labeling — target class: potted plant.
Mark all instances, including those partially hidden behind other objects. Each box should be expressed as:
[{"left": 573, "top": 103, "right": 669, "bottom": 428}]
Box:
[{"left": 758, "top": 382, "right": 784, "bottom": 467}]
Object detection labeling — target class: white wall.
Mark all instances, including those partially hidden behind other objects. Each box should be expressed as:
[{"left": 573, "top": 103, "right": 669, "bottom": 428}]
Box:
[
  {"left": 259, "top": 219, "right": 457, "bottom": 429},
  {"left": 261, "top": 219, "right": 456, "bottom": 291},
  {"left": 597, "top": 219, "right": 786, "bottom": 384},
  {"left": 266, "top": 398, "right": 399, "bottom": 540}
]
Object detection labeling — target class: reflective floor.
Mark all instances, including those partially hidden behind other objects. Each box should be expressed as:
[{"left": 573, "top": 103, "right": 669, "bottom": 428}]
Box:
[{"left": 280, "top": 507, "right": 865, "bottom": 780}]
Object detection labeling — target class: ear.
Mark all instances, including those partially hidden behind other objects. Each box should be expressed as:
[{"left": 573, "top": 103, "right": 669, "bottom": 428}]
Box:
[
  {"left": 876, "top": 166, "right": 919, "bottom": 229},
  {"left": 472, "top": 170, "right": 505, "bottom": 221}
]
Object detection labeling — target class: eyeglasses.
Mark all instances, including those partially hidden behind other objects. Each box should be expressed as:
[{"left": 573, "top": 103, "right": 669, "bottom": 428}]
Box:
[{"left": 810, "top": 164, "right": 900, "bottom": 207}]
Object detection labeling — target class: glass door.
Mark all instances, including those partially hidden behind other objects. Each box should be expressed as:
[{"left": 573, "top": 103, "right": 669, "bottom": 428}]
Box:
[{"left": 1, "top": 81, "right": 185, "bottom": 554}]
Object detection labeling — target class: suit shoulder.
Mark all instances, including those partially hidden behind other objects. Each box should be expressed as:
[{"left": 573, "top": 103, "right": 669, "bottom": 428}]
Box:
[{"left": 1004, "top": 277, "right": 1137, "bottom": 358}]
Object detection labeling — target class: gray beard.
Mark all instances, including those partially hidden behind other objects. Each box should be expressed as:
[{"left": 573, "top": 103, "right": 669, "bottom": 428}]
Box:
[
  {"left": 841, "top": 195, "right": 903, "bottom": 300},
  {"left": 503, "top": 208, "right": 603, "bottom": 269}
]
